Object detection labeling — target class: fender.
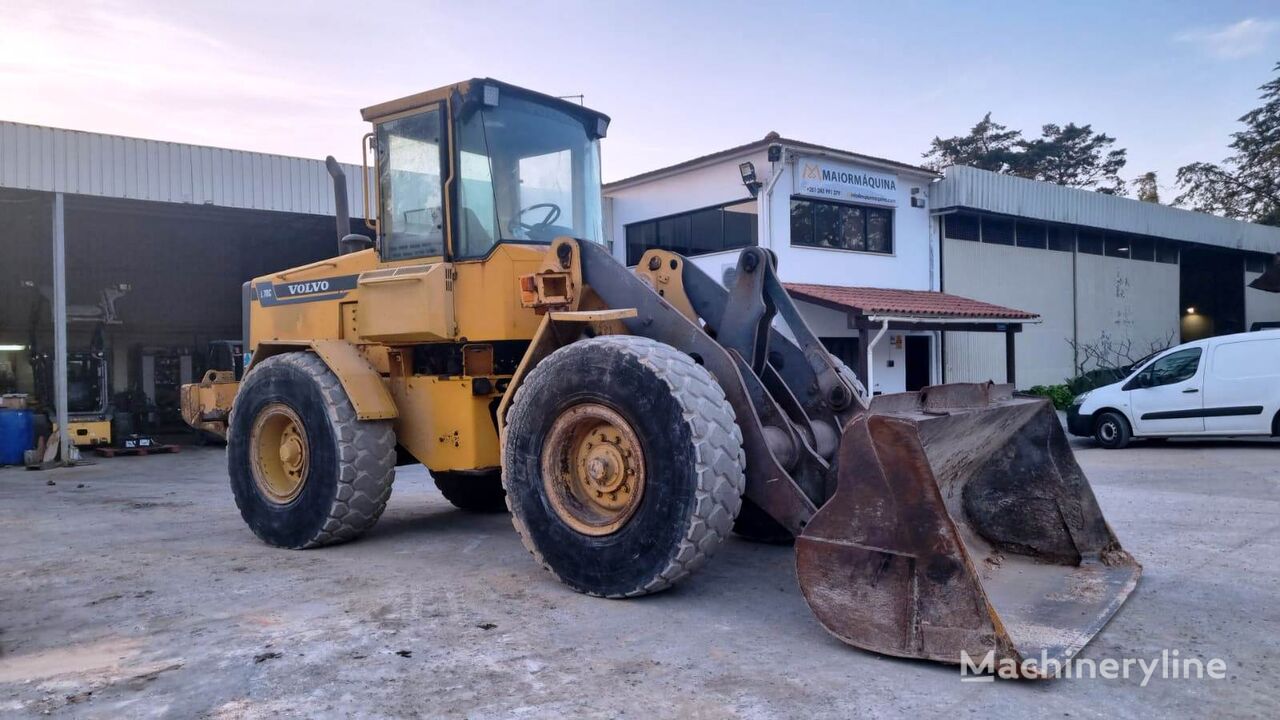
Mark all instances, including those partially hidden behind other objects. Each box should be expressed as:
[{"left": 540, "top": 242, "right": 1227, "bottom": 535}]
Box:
[{"left": 251, "top": 340, "right": 397, "bottom": 421}]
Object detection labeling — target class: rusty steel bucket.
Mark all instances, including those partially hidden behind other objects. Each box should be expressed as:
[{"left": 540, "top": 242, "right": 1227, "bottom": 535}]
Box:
[{"left": 795, "top": 383, "right": 1140, "bottom": 670}]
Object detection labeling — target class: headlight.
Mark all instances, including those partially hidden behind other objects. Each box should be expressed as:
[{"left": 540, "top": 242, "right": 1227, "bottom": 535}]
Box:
[{"left": 1073, "top": 391, "right": 1090, "bottom": 405}]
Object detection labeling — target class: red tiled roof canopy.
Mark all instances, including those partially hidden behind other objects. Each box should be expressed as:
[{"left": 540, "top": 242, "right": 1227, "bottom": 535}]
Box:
[{"left": 785, "top": 283, "right": 1039, "bottom": 321}]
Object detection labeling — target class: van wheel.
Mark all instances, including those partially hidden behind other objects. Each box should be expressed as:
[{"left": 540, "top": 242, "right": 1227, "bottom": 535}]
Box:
[{"left": 1094, "top": 411, "right": 1131, "bottom": 449}]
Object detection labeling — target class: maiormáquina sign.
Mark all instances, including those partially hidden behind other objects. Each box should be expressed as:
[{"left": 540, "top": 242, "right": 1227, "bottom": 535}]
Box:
[{"left": 794, "top": 157, "right": 898, "bottom": 206}]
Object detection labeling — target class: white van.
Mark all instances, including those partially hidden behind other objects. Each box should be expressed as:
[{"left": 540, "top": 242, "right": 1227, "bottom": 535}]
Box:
[{"left": 1068, "top": 330, "right": 1280, "bottom": 448}]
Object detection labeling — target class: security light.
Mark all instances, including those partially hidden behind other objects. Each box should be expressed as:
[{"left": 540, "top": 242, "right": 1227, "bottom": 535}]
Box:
[
  {"left": 739, "top": 162, "right": 761, "bottom": 197},
  {"left": 1185, "top": 306, "right": 1196, "bottom": 314}
]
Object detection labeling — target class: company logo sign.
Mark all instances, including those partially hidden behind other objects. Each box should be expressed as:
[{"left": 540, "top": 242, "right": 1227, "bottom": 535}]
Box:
[
  {"left": 255, "top": 274, "right": 359, "bottom": 306},
  {"left": 795, "top": 159, "right": 898, "bottom": 206}
]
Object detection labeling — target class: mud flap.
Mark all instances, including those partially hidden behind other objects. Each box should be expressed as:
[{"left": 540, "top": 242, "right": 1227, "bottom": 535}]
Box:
[{"left": 795, "top": 383, "right": 1141, "bottom": 672}]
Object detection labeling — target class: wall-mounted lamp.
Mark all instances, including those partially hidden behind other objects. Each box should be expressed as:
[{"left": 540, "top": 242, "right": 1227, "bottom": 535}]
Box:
[
  {"left": 1185, "top": 306, "right": 1197, "bottom": 315},
  {"left": 740, "top": 162, "right": 762, "bottom": 197}
]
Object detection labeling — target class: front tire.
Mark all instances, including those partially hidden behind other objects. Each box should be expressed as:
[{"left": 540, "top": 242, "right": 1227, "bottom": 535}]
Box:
[
  {"left": 228, "top": 352, "right": 396, "bottom": 548},
  {"left": 503, "top": 336, "right": 746, "bottom": 598},
  {"left": 1094, "top": 411, "right": 1132, "bottom": 450}
]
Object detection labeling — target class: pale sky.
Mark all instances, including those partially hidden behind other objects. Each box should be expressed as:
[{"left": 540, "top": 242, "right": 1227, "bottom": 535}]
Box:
[{"left": 1, "top": 0, "right": 1277, "bottom": 196}]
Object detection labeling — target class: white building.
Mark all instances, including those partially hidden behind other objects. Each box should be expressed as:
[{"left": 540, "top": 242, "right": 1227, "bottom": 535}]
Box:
[{"left": 604, "top": 134, "right": 1280, "bottom": 393}]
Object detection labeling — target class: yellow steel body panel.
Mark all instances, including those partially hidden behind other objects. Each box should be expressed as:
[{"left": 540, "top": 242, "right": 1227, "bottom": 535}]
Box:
[
  {"left": 452, "top": 244, "right": 548, "bottom": 341},
  {"left": 55, "top": 419, "right": 111, "bottom": 447},
  {"left": 180, "top": 370, "right": 240, "bottom": 440},
  {"left": 309, "top": 339, "right": 398, "bottom": 421},
  {"left": 357, "top": 263, "right": 454, "bottom": 342},
  {"left": 389, "top": 371, "right": 501, "bottom": 471},
  {"left": 248, "top": 250, "right": 379, "bottom": 349}
]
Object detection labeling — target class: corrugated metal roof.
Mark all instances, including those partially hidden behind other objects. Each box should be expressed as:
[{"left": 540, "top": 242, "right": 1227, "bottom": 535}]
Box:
[
  {"left": 0, "top": 120, "right": 369, "bottom": 217},
  {"left": 786, "top": 282, "right": 1039, "bottom": 320},
  {"left": 932, "top": 165, "right": 1280, "bottom": 255}
]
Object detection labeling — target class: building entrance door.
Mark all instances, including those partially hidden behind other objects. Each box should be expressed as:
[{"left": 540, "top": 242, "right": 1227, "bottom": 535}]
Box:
[{"left": 905, "top": 335, "right": 931, "bottom": 391}]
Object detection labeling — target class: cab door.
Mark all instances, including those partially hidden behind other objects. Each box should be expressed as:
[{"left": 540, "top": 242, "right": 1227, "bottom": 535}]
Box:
[{"left": 1128, "top": 347, "right": 1205, "bottom": 435}]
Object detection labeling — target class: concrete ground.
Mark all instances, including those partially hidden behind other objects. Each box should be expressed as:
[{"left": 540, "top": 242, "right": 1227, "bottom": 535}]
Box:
[{"left": 0, "top": 437, "right": 1277, "bottom": 719}]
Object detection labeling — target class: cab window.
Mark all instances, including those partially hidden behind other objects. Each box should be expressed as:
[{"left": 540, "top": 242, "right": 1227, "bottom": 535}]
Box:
[
  {"left": 1133, "top": 348, "right": 1201, "bottom": 388},
  {"left": 454, "top": 93, "right": 604, "bottom": 259},
  {"left": 377, "top": 109, "right": 445, "bottom": 260}
]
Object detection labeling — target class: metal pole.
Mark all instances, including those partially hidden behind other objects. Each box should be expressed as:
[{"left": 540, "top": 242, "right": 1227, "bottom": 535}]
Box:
[
  {"left": 1005, "top": 329, "right": 1017, "bottom": 387},
  {"left": 53, "top": 193, "right": 70, "bottom": 465}
]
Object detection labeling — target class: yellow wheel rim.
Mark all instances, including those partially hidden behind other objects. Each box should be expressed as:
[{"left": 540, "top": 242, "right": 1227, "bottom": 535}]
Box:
[
  {"left": 250, "top": 403, "right": 309, "bottom": 505},
  {"left": 541, "top": 403, "right": 646, "bottom": 536}
]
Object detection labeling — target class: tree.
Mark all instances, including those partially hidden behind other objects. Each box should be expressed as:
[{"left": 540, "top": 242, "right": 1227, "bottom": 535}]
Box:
[
  {"left": 923, "top": 113, "right": 1023, "bottom": 173},
  {"left": 1015, "top": 123, "right": 1129, "bottom": 195},
  {"left": 1132, "top": 171, "right": 1160, "bottom": 203},
  {"left": 925, "top": 116, "right": 1129, "bottom": 194},
  {"left": 1175, "top": 62, "right": 1280, "bottom": 226}
]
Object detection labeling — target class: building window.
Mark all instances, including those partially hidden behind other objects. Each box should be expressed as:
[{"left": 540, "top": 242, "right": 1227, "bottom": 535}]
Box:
[
  {"left": 624, "top": 199, "right": 758, "bottom": 265},
  {"left": 945, "top": 212, "right": 979, "bottom": 241},
  {"left": 1077, "top": 230, "right": 1103, "bottom": 255},
  {"left": 791, "top": 198, "right": 893, "bottom": 254},
  {"left": 982, "top": 217, "right": 1014, "bottom": 245},
  {"left": 1104, "top": 233, "right": 1131, "bottom": 258},
  {"left": 1246, "top": 253, "right": 1270, "bottom": 274},
  {"left": 1156, "top": 240, "right": 1179, "bottom": 264},
  {"left": 1047, "top": 225, "right": 1075, "bottom": 252},
  {"left": 1130, "top": 236, "right": 1155, "bottom": 261},
  {"left": 1015, "top": 221, "right": 1047, "bottom": 249}
]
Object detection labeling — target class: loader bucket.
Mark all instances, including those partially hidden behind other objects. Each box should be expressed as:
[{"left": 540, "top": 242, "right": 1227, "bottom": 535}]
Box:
[{"left": 795, "top": 383, "right": 1140, "bottom": 673}]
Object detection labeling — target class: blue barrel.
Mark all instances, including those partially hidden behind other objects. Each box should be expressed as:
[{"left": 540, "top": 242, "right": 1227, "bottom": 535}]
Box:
[{"left": 0, "top": 409, "right": 35, "bottom": 465}]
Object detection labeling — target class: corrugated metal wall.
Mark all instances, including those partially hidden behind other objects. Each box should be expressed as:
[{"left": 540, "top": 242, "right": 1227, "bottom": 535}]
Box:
[
  {"left": 1246, "top": 271, "right": 1280, "bottom": 328},
  {"left": 934, "top": 166, "right": 1280, "bottom": 255},
  {"left": 943, "top": 237, "right": 1180, "bottom": 388},
  {"left": 942, "top": 238, "right": 1075, "bottom": 386},
  {"left": 0, "top": 121, "right": 368, "bottom": 217}
]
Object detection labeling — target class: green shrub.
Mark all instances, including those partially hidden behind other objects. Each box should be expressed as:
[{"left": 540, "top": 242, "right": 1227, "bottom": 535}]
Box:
[
  {"left": 1064, "top": 368, "right": 1126, "bottom": 396},
  {"left": 1026, "top": 383, "right": 1074, "bottom": 410}
]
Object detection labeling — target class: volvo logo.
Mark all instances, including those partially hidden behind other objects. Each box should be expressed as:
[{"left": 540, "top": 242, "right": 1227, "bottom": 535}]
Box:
[{"left": 286, "top": 280, "right": 331, "bottom": 295}]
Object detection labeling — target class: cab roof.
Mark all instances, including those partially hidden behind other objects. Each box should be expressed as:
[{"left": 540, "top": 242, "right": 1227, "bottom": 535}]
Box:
[{"left": 359, "top": 78, "right": 611, "bottom": 129}]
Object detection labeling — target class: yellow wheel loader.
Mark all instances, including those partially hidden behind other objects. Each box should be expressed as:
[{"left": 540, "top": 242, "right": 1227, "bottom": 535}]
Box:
[{"left": 184, "top": 79, "right": 1139, "bottom": 672}]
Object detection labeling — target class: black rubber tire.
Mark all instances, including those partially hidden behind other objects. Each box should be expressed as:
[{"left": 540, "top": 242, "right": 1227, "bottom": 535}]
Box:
[
  {"left": 434, "top": 470, "right": 508, "bottom": 513},
  {"left": 1094, "top": 411, "right": 1132, "bottom": 450},
  {"left": 228, "top": 352, "right": 396, "bottom": 549},
  {"left": 503, "top": 335, "right": 746, "bottom": 598}
]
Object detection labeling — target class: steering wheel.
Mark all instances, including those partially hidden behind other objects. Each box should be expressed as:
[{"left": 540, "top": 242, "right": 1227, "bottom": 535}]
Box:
[{"left": 510, "top": 203, "right": 562, "bottom": 236}]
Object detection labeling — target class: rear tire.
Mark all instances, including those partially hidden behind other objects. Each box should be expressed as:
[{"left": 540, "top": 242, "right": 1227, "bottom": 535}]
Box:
[
  {"left": 228, "top": 352, "right": 396, "bottom": 549},
  {"left": 434, "top": 470, "right": 507, "bottom": 512},
  {"left": 1094, "top": 411, "right": 1132, "bottom": 450},
  {"left": 503, "top": 336, "right": 746, "bottom": 598}
]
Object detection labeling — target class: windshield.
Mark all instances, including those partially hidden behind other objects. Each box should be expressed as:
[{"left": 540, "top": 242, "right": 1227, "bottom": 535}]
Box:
[{"left": 456, "top": 95, "right": 603, "bottom": 258}]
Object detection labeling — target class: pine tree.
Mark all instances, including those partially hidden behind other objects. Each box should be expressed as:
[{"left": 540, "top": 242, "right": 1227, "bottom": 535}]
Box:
[
  {"left": 1176, "top": 62, "right": 1280, "bottom": 226},
  {"left": 1133, "top": 172, "right": 1160, "bottom": 203},
  {"left": 923, "top": 113, "right": 1023, "bottom": 173}
]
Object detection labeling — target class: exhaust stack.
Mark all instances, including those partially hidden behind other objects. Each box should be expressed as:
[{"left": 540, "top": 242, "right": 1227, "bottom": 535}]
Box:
[{"left": 325, "top": 156, "right": 373, "bottom": 255}]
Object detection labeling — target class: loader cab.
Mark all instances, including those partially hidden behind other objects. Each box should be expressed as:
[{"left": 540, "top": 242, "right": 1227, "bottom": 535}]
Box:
[{"left": 361, "top": 79, "right": 610, "bottom": 263}]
